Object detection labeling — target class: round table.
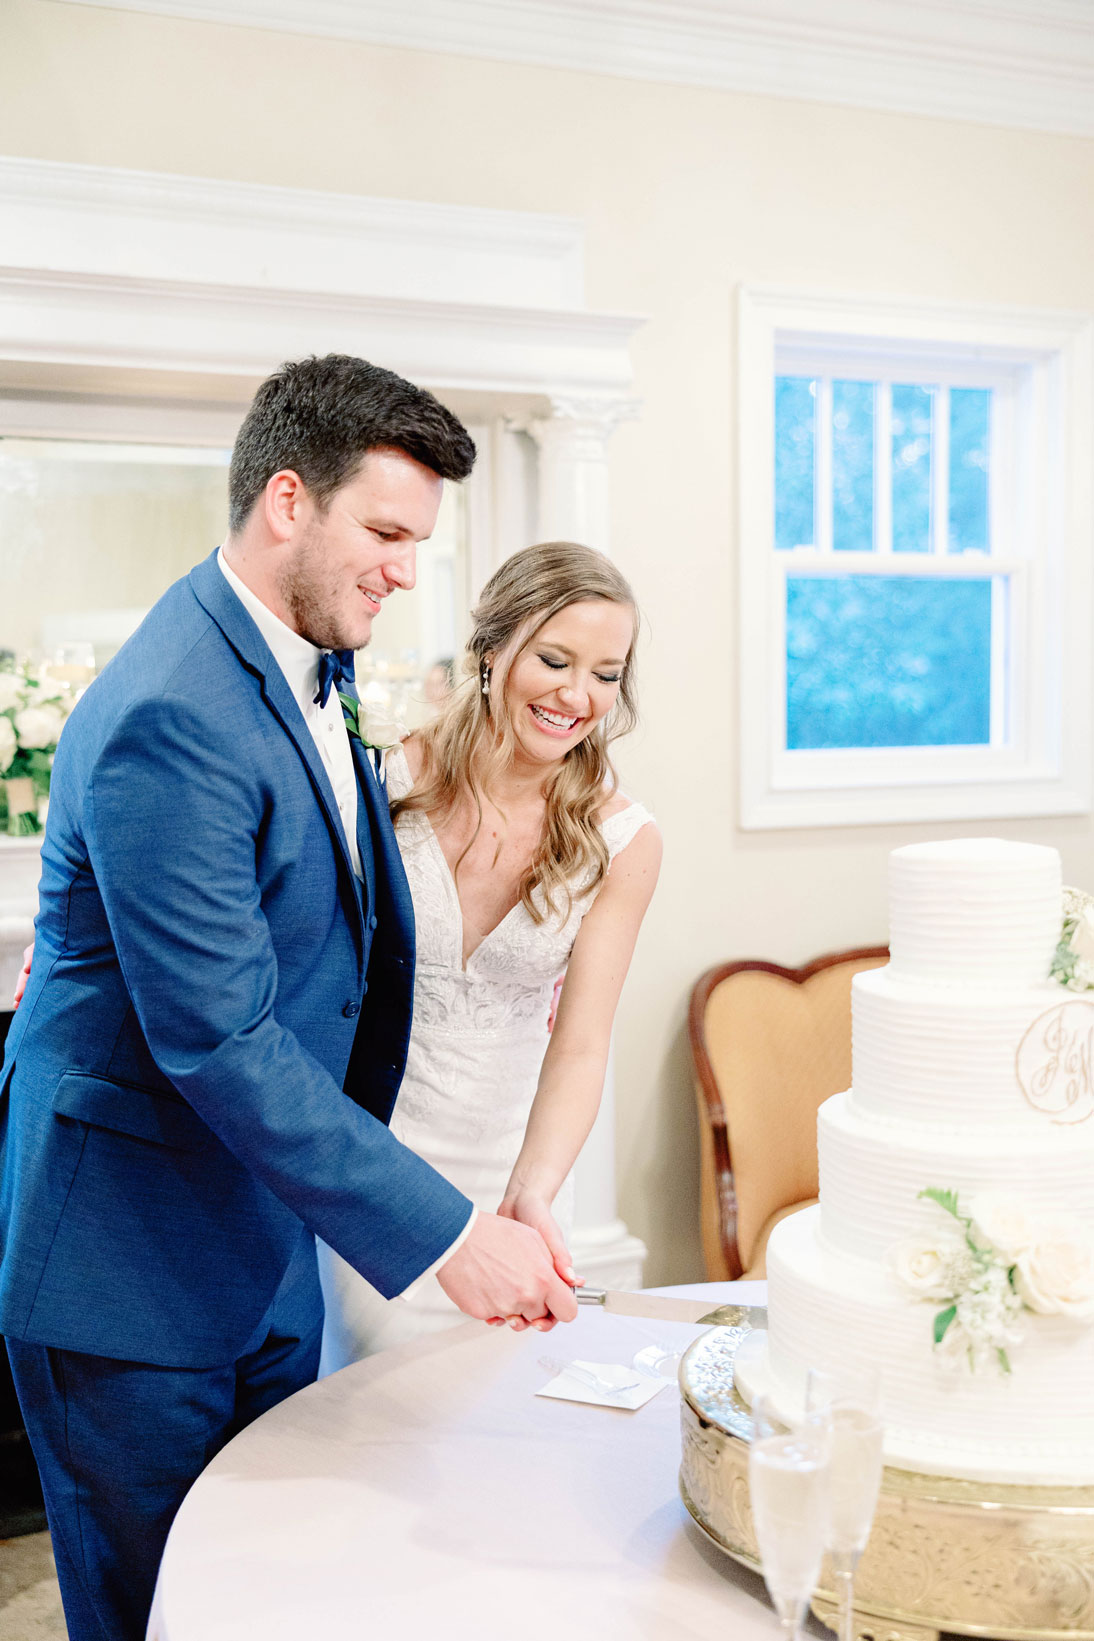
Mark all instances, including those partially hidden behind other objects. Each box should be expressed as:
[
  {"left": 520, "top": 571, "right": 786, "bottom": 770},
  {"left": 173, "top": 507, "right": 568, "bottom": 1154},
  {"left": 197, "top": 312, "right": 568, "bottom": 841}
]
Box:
[{"left": 148, "top": 1281, "right": 795, "bottom": 1641}]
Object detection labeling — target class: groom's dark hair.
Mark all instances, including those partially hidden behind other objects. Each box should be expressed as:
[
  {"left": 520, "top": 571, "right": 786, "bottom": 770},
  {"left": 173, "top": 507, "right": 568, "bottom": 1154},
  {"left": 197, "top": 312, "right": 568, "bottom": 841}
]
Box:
[{"left": 228, "top": 353, "right": 476, "bottom": 531}]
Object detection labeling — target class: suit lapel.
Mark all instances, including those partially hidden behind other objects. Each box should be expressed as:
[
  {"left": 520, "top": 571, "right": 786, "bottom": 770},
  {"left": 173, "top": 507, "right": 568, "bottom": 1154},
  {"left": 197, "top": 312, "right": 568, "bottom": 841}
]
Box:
[
  {"left": 188, "top": 552, "right": 364, "bottom": 930},
  {"left": 352, "top": 737, "right": 415, "bottom": 948}
]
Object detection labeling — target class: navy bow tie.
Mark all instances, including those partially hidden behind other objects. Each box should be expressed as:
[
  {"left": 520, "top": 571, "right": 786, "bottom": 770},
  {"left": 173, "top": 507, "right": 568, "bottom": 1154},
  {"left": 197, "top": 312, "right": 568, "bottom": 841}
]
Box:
[{"left": 314, "top": 648, "right": 357, "bottom": 710}]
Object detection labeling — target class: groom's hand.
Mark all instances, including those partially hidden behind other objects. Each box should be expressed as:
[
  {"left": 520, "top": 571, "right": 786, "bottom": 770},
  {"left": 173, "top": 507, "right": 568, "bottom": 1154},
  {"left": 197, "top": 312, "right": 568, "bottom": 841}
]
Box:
[{"left": 436, "top": 1212, "right": 578, "bottom": 1333}]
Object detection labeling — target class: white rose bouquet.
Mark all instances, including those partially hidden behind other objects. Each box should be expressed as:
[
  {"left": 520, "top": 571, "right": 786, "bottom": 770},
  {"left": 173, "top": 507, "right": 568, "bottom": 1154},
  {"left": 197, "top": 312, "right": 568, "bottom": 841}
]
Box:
[
  {"left": 889, "top": 1187, "right": 1094, "bottom": 1375},
  {"left": 0, "top": 661, "right": 76, "bottom": 836}
]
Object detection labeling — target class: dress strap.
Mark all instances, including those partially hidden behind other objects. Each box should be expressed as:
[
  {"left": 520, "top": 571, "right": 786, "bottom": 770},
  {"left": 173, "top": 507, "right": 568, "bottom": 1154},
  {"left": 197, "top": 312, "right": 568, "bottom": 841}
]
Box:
[{"left": 602, "top": 800, "right": 655, "bottom": 861}]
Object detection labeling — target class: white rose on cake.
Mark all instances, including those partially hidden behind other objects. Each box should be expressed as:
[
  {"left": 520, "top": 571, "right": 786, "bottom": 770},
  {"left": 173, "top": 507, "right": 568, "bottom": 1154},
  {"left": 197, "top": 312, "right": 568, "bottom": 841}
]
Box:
[
  {"left": 14, "top": 704, "right": 66, "bottom": 750},
  {"left": 967, "top": 1192, "right": 1034, "bottom": 1260},
  {"left": 888, "top": 1230, "right": 968, "bottom": 1300},
  {"left": 1014, "top": 1218, "right": 1094, "bottom": 1322},
  {"left": 1070, "top": 905, "right": 1094, "bottom": 963}
]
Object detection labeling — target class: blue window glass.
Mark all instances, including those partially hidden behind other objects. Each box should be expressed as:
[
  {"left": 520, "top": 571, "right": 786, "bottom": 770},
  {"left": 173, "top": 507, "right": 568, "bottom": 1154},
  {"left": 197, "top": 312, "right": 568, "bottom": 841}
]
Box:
[
  {"left": 949, "top": 388, "right": 990, "bottom": 554},
  {"left": 832, "top": 380, "right": 875, "bottom": 552},
  {"left": 891, "top": 384, "right": 933, "bottom": 554},
  {"left": 774, "top": 376, "right": 815, "bottom": 550},
  {"left": 786, "top": 575, "right": 996, "bottom": 749}
]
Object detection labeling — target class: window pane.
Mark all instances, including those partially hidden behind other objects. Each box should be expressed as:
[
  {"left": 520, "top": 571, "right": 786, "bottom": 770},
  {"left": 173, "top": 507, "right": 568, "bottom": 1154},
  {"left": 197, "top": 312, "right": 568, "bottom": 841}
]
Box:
[
  {"left": 786, "top": 574, "right": 996, "bottom": 749},
  {"left": 774, "top": 376, "right": 815, "bottom": 550},
  {"left": 949, "top": 387, "right": 991, "bottom": 554},
  {"left": 832, "top": 380, "right": 875, "bottom": 552},
  {"left": 891, "top": 384, "right": 933, "bottom": 554}
]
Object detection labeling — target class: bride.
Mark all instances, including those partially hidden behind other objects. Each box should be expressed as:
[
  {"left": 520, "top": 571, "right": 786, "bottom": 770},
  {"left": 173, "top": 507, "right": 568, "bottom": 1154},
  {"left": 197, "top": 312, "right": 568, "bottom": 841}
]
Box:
[{"left": 317, "top": 540, "right": 661, "bottom": 1369}]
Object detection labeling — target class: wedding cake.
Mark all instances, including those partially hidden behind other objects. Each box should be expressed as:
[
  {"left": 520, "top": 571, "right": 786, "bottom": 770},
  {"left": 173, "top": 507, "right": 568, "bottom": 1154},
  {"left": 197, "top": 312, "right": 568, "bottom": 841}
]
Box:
[{"left": 739, "top": 837, "right": 1094, "bottom": 1486}]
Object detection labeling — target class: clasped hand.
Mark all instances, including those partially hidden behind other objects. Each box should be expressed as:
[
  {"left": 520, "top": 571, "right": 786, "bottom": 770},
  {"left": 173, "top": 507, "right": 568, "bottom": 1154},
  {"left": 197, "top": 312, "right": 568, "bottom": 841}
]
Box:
[{"left": 437, "top": 1197, "right": 578, "bottom": 1333}]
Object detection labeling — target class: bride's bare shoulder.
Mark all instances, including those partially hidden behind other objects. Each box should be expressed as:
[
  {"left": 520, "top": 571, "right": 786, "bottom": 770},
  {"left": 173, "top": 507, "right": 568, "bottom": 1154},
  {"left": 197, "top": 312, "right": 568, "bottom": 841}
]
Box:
[{"left": 597, "top": 788, "right": 633, "bottom": 822}]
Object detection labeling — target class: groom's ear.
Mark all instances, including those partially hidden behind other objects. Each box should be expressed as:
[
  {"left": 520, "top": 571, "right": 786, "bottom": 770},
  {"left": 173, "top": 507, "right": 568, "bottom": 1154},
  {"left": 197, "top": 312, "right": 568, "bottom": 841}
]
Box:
[{"left": 264, "top": 470, "right": 310, "bottom": 542}]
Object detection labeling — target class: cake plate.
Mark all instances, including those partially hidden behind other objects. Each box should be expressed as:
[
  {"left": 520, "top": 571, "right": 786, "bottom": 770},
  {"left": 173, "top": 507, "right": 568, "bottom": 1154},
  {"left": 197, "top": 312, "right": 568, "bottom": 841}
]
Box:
[{"left": 679, "top": 1311, "right": 1094, "bottom": 1641}]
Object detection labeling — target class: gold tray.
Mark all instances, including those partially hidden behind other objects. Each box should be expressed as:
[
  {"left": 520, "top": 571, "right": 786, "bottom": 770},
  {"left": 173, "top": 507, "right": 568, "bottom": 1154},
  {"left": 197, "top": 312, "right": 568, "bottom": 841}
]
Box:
[{"left": 679, "top": 1318, "right": 1094, "bottom": 1641}]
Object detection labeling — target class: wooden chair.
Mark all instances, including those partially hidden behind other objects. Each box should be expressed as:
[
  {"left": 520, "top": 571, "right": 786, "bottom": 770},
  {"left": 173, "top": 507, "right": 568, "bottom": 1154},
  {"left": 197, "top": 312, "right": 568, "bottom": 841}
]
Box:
[{"left": 689, "top": 947, "right": 889, "bottom": 1281}]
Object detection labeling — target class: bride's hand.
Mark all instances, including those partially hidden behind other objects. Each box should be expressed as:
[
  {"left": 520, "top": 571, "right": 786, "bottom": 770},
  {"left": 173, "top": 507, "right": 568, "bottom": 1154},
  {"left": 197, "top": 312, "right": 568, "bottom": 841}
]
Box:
[
  {"left": 497, "top": 1190, "right": 579, "bottom": 1289},
  {"left": 13, "top": 941, "right": 32, "bottom": 1009}
]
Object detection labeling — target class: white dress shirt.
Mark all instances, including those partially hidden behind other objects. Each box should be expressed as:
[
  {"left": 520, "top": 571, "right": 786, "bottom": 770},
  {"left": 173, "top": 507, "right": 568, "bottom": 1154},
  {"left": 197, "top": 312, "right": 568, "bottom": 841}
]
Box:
[
  {"left": 217, "top": 548, "right": 361, "bottom": 877},
  {"left": 215, "top": 549, "right": 475, "bottom": 1297}
]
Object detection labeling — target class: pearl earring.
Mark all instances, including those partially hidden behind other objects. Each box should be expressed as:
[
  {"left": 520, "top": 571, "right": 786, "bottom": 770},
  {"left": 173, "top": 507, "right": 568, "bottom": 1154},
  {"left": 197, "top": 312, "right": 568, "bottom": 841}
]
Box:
[{"left": 481, "top": 663, "right": 491, "bottom": 697}]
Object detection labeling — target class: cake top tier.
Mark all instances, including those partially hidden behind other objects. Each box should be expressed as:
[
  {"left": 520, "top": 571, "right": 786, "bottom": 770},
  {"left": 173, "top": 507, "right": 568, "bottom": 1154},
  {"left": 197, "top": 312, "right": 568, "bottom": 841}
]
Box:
[{"left": 889, "top": 837, "right": 1061, "bottom": 984}]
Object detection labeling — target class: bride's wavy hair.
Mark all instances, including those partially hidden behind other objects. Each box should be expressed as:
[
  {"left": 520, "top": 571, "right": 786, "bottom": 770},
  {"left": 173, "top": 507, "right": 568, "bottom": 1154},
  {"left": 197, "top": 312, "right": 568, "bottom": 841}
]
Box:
[{"left": 391, "top": 541, "right": 640, "bottom": 923}]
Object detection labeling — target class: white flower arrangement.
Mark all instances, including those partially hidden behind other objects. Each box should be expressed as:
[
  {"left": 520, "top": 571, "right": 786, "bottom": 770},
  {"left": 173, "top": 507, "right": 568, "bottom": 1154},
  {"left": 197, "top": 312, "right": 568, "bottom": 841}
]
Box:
[
  {"left": 1051, "top": 887, "right": 1094, "bottom": 992},
  {"left": 0, "top": 662, "right": 76, "bottom": 835},
  {"left": 889, "top": 1188, "right": 1094, "bottom": 1374}
]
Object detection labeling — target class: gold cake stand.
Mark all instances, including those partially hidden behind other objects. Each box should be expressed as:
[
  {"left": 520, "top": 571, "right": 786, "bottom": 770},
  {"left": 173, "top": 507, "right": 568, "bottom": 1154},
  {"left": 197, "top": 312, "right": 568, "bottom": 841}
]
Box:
[{"left": 678, "top": 1311, "right": 1094, "bottom": 1641}]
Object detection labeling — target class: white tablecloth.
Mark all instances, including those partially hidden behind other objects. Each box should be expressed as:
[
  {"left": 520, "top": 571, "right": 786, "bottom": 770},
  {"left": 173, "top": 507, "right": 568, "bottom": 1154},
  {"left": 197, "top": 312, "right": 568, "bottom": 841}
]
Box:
[{"left": 148, "top": 1281, "right": 804, "bottom": 1641}]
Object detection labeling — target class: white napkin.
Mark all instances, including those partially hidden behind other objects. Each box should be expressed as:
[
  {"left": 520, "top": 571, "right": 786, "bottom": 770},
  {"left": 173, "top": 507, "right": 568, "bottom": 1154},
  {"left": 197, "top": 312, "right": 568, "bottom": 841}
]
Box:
[{"left": 536, "top": 1360, "right": 668, "bottom": 1411}]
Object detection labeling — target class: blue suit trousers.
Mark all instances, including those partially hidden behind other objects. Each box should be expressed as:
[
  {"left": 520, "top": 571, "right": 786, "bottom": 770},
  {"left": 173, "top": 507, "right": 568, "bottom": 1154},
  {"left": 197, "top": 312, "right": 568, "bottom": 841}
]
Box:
[{"left": 6, "top": 1230, "right": 322, "bottom": 1641}]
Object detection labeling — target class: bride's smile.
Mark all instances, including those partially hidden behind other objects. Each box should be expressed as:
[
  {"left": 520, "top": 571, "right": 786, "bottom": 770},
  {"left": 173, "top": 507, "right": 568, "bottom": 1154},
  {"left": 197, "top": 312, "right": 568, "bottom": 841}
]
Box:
[{"left": 500, "top": 597, "right": 636, "bottom": 768}]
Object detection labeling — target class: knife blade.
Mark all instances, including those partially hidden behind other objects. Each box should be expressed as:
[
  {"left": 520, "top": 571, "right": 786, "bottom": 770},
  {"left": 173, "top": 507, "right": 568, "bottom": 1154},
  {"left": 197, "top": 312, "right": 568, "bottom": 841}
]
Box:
[{"left": 575, "top": 1286, "right": 762, "bottom": 1328}]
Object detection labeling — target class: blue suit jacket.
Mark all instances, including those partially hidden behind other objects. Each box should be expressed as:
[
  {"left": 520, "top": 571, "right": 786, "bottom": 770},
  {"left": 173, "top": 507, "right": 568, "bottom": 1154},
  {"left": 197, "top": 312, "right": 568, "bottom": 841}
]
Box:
[{"left": 0, "top": 551, "right": 471, "bottom": 1368}]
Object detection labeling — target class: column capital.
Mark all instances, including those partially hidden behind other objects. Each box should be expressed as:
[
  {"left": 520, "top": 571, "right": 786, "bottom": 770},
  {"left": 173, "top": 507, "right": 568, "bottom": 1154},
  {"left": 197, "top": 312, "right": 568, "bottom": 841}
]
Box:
[{"left": 523, "top": 394, "right": 641, "bottom": 448}]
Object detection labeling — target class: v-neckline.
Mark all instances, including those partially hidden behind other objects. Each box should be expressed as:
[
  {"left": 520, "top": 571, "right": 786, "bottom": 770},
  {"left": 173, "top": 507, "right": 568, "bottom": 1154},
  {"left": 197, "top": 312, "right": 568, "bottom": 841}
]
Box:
[
  {"left": 390, "top": 741, "right": 525, "bottom": 973},
  {"left": 426, "top": 814, "right": 524, "bottom": 972}
]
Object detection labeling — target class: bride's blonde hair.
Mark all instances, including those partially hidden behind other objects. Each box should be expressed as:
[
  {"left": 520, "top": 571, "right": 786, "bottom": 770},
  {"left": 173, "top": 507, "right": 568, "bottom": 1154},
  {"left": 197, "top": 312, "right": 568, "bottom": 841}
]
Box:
[{"left": 391, "top": 541, "right": 639, "bottom": 923}]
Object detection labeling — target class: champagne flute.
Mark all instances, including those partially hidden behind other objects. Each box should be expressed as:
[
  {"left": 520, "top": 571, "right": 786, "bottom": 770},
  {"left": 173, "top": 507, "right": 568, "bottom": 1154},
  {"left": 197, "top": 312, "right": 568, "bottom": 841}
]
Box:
[
  {"left": 748, "top": 1394, "right": 831, "bottom": 1641},
  {"left": 804, "top": 1366, "right": 884, "bottom": 1641}
]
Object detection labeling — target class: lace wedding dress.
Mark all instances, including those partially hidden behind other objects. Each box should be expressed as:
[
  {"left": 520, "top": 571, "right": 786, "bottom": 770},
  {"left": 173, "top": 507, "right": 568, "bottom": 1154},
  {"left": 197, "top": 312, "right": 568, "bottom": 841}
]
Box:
[{"left": 317, "top": 741, "right": 653, "bottom": 1371}]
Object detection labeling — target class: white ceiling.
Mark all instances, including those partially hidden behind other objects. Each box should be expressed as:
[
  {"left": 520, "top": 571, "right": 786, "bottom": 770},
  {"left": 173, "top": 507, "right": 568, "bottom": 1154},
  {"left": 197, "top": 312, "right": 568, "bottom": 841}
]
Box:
[{"left": 47, "top": 0, "right": 1094, "bottom": 136}]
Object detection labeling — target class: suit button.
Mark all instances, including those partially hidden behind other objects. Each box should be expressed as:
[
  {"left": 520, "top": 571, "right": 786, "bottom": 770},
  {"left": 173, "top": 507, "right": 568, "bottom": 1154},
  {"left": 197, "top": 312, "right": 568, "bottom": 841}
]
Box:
[
  {"left": 342, "top": 1002, "right": 360, "bottom": 1018},
  {"left": 369, "top": 915, "right": 378, "bottom": 930}
]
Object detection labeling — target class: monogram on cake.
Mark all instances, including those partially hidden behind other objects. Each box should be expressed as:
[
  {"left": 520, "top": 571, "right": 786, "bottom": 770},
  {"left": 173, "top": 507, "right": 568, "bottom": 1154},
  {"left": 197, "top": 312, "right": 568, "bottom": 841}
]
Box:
[{"left": 734, "top": 837, "right": 1094, "bottom": 1486}]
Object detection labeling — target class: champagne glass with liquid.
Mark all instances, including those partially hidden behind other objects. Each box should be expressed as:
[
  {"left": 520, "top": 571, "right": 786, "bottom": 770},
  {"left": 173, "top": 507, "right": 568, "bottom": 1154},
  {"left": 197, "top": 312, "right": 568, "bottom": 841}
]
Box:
[
  {"left": 804, "top": 1366, "right": 884, "bottom": 1641},
  {"left": 748, "top": 1395, "right": 832, "bottom": 1641}
]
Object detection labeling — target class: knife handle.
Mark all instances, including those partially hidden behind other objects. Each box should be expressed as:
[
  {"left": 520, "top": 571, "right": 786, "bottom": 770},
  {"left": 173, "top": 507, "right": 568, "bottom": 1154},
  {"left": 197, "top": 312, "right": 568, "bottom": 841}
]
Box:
[{"left": 575, "top": 1286, "right": 607, "bottom": 1306}]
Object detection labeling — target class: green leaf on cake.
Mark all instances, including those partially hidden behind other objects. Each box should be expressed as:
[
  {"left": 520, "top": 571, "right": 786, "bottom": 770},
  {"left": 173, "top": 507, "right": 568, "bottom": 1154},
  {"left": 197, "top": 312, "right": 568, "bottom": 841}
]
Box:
[
  {"left": 997, "top": 1348, "right": 1012, "bottom": 1375},
  {"left": 919, "top": 1187, "right": 961, "bottom": 1220},
  {"left": 933, "top": 1304, "right": 957, "bottom": 1345}
]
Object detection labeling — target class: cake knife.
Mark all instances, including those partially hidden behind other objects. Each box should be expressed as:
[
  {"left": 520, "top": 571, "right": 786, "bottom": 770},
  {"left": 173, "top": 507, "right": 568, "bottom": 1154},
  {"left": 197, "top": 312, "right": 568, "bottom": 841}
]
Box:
[{"left": 575, "top": 1287, "right": 764, "bottom": 1328}]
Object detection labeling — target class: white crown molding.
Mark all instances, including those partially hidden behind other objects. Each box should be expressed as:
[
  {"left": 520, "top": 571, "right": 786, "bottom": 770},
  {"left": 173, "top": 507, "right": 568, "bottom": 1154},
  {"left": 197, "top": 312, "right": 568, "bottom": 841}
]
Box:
[
  {"left": 45, "top": 0, "right": 1094, "bottom": 137},
  {"left": 0, "top": 267, "right": 643, "bottom": 402},
  {"left": 0, "top": 155, "right": 586, "bottom": 311}
]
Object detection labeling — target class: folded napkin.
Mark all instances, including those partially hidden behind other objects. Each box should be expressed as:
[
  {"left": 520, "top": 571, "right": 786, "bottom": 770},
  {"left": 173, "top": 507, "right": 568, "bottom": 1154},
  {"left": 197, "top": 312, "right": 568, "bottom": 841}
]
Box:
[{"left": 536, "top": 1359, "right": 668, "bottom": 1411}]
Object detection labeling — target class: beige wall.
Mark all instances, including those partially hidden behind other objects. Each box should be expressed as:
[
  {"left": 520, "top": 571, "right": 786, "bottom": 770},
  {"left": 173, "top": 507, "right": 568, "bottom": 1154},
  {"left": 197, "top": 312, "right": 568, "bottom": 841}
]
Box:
[{"left": 4, "top": 0, "right": 1094, "bottom": 1280}]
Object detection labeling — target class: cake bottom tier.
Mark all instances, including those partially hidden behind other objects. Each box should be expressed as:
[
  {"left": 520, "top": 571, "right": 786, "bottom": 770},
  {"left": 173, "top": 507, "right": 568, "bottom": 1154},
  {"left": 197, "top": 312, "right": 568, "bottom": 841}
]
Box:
[{"left": 758, "top": 1206, "right": 1094, "bottom": 1485}]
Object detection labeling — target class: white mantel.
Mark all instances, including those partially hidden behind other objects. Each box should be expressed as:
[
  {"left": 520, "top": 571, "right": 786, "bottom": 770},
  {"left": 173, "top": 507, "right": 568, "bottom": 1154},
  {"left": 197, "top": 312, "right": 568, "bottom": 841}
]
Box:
[{"left": 0, "top": 837, "right": 41, "bottom": 1008}]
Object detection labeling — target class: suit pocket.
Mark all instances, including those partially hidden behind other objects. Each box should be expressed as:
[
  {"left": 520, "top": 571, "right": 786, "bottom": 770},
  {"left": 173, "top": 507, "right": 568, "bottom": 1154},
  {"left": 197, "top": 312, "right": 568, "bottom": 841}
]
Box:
[{"left": 51, "top": 1071, "right": 208, "bottom": 1153}]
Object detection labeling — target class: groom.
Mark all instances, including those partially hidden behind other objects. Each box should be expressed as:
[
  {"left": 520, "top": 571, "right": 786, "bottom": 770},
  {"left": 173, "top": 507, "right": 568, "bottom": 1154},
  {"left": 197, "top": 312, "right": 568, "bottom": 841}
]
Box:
[{"left": 0, "top": 354, "right": 575, "bottom": 1641}]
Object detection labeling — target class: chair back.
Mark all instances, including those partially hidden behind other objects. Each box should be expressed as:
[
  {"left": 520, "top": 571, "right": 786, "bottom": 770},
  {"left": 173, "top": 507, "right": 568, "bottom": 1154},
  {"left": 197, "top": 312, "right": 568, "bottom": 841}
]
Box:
[{"left": 689, "top": 947, "right": 888, "bottom": 1279}]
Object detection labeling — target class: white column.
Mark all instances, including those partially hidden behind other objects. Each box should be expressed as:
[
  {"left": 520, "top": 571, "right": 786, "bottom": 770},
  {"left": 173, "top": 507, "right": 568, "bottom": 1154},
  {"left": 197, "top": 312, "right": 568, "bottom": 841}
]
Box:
[
  {"left": 527, "top": 395, "right": 639, "bottom": 549},
  {"left": 527, "top": 395, "right": 647, "bottom": 1289}
]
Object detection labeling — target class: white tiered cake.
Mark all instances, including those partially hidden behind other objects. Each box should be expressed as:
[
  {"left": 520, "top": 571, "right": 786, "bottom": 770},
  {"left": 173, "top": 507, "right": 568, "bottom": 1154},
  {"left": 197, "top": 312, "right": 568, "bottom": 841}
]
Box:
[{"left": 744, "top": 838, "right": 1094, "bottom": 1486}]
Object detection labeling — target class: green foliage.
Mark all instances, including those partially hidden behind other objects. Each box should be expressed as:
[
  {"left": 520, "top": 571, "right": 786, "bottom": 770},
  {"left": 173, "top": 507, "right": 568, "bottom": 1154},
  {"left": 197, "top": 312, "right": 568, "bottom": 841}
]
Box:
[
  {"left": 338, "top": 691, "right": 363, "bottom": 742},
  {"left": 933, "top": 1304, "right": 957, "bottom": 1345},
  {"left": 919, "top": 1187, "right": 962, "bottom": 1220}
]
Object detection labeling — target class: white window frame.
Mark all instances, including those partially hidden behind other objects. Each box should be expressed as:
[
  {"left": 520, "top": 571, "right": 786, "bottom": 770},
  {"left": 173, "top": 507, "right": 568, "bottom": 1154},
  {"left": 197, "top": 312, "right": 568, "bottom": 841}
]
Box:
[{"left": 738, "top": 286, "right": 1094, "bottom": 830}]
